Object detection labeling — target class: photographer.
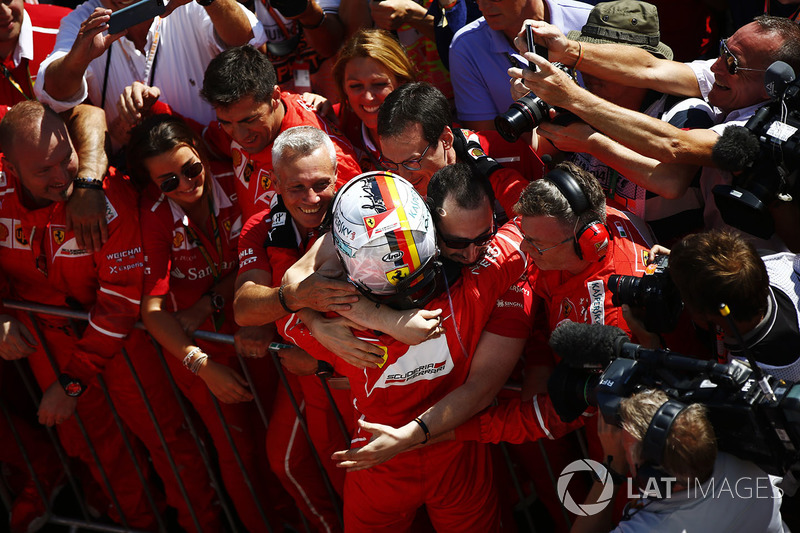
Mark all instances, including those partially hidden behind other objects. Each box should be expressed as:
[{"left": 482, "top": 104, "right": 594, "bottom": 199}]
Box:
[
  {"left": 510, "top": 14, "right": 800, "bottom": 251},
  {"left": 574, "top": 389, "right": 785, "bottom": 533},
  {"left": 667, "top": 231, "right": 800, "bottom": 381}
]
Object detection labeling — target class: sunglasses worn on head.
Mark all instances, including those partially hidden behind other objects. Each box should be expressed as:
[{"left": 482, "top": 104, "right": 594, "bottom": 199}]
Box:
[
  {"left": 380, "top": 142, "right": 434, "bottom": 172},
  {"left": 719, "top": 39, "right": 767, "bottom": 76},
  {"left": 160, "top": 161, "right": 204, "bottom": 193}
]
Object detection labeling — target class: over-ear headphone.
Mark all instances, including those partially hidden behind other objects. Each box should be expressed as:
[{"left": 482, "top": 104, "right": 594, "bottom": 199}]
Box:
[
  {"left": 635, "top": 399, "right": 688, "bottom": 497},
  {"left": 544, "top": 168, "right": 610, "bottom": 261}
]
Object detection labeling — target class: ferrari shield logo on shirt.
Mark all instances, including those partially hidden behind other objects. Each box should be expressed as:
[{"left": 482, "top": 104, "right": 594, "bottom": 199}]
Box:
[
  {"left": 386, "top": 265, "right": 410, "bottom": 285},
  {"left": 52, "top": 228, "right": 65, "bottom": 245},
  {"left": 365, "top": 334, "right": 454, "bottom": 395},
  {"left": 560, "top": 297, "right": 575, "bottom": 321},
  {"left": 259, "top": 169, "right": 272, "bottom": 191},
  {"left": 173, "top": 231, "right": 185, "bottom": 249}
]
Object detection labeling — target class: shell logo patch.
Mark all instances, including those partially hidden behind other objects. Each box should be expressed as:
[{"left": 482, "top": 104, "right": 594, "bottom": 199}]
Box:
[
  {"left": 232, "top": 149, "right": 242, "bottom": 168},
  {"left": 172, "top": 231, "right": 185, "bottom": 249},
  {"left": 0, "top": 223, "right": 8, "bottom": 242},
  {"left": 386, "top": 265, "right": 410, "bottom": 285},
  {"left": 53, "top": 229, "right": 65, "bottom": 245}
]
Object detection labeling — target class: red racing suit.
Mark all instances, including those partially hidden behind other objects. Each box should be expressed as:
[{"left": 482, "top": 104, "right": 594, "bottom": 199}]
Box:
[
  {"left": 0, "top": 167, "right": 221, "bottom": 530},
  {"left": 203, "top": 92, "right": 362, "bottom": 220},
  {"left": 139, "top": 167, "right": 284, "bottom": 532},
  {"left": 279, "top": 222, "right": 529, "bottom": 532},
  {"left": 238, "top": 197, "right": 353, "bottom": 533}
]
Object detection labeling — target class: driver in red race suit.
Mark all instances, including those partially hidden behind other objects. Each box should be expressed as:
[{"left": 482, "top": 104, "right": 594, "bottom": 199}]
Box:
[{"left": 278, "top": 170, "right": 529, "bottom": 532}]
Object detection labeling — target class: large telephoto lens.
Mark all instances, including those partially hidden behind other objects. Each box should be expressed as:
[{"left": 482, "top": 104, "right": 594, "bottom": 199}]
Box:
[{"left": 495, "top": 93, "right": 549, "bottom": 143}]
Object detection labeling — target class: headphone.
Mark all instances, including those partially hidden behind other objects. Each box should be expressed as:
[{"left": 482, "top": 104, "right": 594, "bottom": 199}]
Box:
[
  {"left": 635, "top": 399, "right": 688, "bottom": 497},
  {"left": 544, "top": 168, "right": 610, "bottom": 261}
]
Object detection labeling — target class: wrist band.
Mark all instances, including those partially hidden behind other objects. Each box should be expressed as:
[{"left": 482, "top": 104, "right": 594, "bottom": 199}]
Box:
[
  {"left": 278, "top": 284, "right": 300, "bottom": 314},
  {"left": 300, "top": 11, "right": 326, "bottom": 29},
  {"left": 413, "top": 417, "right": 431, "bottom": 444},
  {"left": 573, "top": 41, "right": 584, "bottom": 71},
  {"left": 183, "top": 347, "right": 203, "bottom": 369},
  {"left": 73, "top": 177, "right": 103, "bottom": 190}
]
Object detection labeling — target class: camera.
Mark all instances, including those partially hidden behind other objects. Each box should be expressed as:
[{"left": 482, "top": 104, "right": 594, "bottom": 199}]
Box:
[
  {"left": 494, "top": 62, "right": 575, "bottom": 143},
  {"left": 548, "top": 322, "right": 800, "bottom": 476},
  {"left": 608, "top": 254, "right": 683, "bottom": 333},
  {"left": 712, "top": 61, "right": 800, "bottom": 239}
]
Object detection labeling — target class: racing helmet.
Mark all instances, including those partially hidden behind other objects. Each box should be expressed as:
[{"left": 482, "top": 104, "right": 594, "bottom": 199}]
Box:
[{"left": 331, "top": 171, "right": 441, "bottom": 309}]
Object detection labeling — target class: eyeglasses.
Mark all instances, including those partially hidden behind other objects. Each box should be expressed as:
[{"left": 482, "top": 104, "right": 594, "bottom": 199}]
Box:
[
  {"left": 380, "top": 142, "right": 434, "bottom": 172},
  {"left": 438, "top": 221, "right": 498, "bottom": 249},
  {"left": 719, "top": 39, "right": 767, "bottom": 76},
  {"left": 159, "top": 161, "right": 204, "bottom": 193},
  {"left": 513, "top": 217, "right": 572, "bottom": 255}
]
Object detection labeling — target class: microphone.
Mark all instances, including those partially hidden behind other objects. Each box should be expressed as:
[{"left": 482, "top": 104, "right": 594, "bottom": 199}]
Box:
[
  {"left": 711, "top": 125, "right": 762, "bottom": 172},
  {"left": 548, "top": 321, "right": 629, "bottom": 368},
  {"left": 765, "top": 61, "right": 796, "bottom": 100}
]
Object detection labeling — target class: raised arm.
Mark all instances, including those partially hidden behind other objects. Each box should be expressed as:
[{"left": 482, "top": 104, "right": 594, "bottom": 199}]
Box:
[{"left": 199, "top": 0, "right": 257, "bottom": 47}]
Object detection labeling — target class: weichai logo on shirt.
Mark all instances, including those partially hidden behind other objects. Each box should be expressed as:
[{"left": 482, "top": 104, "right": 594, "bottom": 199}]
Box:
[{"left": 385, "top": 360, "right": 448, "bottom": 384}]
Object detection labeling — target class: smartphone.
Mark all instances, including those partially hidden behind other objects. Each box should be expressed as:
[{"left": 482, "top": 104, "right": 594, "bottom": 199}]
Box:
[
  {"left": 107, "top": 0, "right": 166, "bottom": 35},
  {"left": 525, "top": 24, "right": 549, "bottom": 62}
]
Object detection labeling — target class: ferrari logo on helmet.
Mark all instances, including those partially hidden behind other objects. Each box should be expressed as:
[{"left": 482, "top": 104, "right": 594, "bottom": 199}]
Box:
[
  {"left": 386, "top": 265, "right": 410, "bottom": 285},
  {"left": 53, "top": 229, "right": 65, "bottom": 245},
  {"left": 365, "top": 217, "right": 376, "bottom": 229}
]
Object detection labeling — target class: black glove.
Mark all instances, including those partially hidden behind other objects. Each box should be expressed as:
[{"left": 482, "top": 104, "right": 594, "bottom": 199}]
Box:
[
  {"left": 451, "top": 128, "right": 502, "bottom": 180},
  {"left": 270, "top": 0, "right": 309, "bottom": 18}
]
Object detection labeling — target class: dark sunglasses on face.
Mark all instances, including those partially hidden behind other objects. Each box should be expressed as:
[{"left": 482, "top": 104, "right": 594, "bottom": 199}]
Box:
[
  {"left": 159, "top": 161, "right": 204, "bottom": 193},
  {"left": 438, "top": 221, "right": 497, "bottom": 249},
  {"left": 719, "top": 39, "right": 767, "bottom": 76}
]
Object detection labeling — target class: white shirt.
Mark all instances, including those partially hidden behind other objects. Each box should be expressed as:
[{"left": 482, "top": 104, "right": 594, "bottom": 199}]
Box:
[{"left": 35, "top": 0, "right": 266, "bottom": 127}]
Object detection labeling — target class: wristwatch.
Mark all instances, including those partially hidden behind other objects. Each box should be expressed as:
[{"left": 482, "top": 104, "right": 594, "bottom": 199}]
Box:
[
  {"left": 207, "top": 291, "right": 225, "bottom": 313},
  {"left": 58, "top": 373, "right": 86, "bottom": 397}
]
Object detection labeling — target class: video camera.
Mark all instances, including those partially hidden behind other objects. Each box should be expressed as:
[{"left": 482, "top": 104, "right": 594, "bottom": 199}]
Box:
[
  {"left": 547, "top": 321, "right": 800, "bottom": 476},
  {"left": 608, "top": 253, "right": 683, "bottom": 334},
  {"left": 712, "top": 61, "right": 800, "bottom": 239}
]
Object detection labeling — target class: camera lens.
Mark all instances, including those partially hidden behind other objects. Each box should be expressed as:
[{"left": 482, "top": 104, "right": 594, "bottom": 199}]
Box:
[
  {"left": 609, "top": 274, "right": 642, "bottom": 307},
  {"left": 495, "top": 93, "right": 548, "bottom": 143}
]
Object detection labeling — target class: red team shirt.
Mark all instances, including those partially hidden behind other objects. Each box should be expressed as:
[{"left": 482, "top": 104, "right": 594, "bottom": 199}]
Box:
[
  {"left": 0, "top": 167, "right": 144, "bottom": 382},
  {"left": 140, "top": 165, "right": 242, "bottom": 322},
  {"left": 203, "top": 92, "right": 362, "bottom": 220},
  {"left": 279, "top": 223, "right": 528, "bottom": 440}
]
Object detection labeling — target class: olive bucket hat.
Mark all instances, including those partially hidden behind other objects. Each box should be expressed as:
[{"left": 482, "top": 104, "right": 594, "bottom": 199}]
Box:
[{"left": 567, "top": 0, "right": 673, "bottom": 60}]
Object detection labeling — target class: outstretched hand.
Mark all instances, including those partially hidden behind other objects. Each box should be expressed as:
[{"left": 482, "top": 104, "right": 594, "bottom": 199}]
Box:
[{"left": 331, "top": 418, "right": 420, "bottom": 471}]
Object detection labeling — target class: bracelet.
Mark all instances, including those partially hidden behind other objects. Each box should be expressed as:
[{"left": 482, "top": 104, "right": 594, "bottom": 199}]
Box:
[
  {"left": 413, "top": 417, "right": 431, "bottom": 444},
  {"left": 182, "top": 346, "right": 203, "bottom": 369},
  {"left": 73, "top": 177, "right": 103, "bottom": 190},
  {"left": 278, "top": 284, "right": 300, "bottom": 314},
  {"left": 300, "top": 11, "right": 326, "bottom": 29},
  {"left": 573, "top": 41, "right": 584, "bottom": 71},
  {"left": 440, "top": 0, "right": 458, "bottom": 9},
  {"left": 189, "top": 352, "right": 208, "bottom": 374}
]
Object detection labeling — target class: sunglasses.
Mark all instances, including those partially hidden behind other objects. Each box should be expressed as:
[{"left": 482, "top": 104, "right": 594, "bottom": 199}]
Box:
[
  {"left": 513, "top": 216, "right": 572, "bottom": 255},
  {"left": 159, "top": 161, "right": 204, "bottom": 193},
  {"left": 438, "top": 221, "right": 497, "bottom": 250},
  {"left": 719, "top": 39, "right": 767, "bottom": 76},
  {"left": 380, "top": 142, "right": 434, "bottom": 172}
]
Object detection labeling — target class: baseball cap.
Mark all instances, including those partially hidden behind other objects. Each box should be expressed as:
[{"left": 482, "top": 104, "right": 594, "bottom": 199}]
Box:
[{"left": 567, "top": 0, "right": 673, "bottom": 60}]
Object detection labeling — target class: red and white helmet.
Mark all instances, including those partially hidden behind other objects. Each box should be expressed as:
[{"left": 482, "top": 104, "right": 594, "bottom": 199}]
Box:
[{"left": 331, "top": 171, "right": 441, "bottom": 308}]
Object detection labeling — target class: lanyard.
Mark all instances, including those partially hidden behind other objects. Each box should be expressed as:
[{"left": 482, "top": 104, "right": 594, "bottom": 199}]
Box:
[
  {"left": 183, "top": 195, "right": 223, "bottom": 283},
  {"left": 0, "top": 60, "right": 33, "bottom": 100},
  {"left": 100, "top": 18, "right": 162, "bottom": 109}
]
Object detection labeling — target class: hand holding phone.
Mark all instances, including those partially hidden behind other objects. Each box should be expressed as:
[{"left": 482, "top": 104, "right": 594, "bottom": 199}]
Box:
[{"left": 107, "top": 0, "right": 166, "bottom": 35}]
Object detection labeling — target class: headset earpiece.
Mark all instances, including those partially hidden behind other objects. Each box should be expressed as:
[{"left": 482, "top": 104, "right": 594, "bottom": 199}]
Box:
[
  {"left": 635, "top": 399, "right": 688, "bottom": 497},
  {"left": 544, "top": 168, "right": 610, "bottom": 261}
]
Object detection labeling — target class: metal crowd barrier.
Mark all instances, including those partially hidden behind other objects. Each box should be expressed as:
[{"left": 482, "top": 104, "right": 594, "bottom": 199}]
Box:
[{"left": 0, "top": 300, "right": 573, "bottom": 533}]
